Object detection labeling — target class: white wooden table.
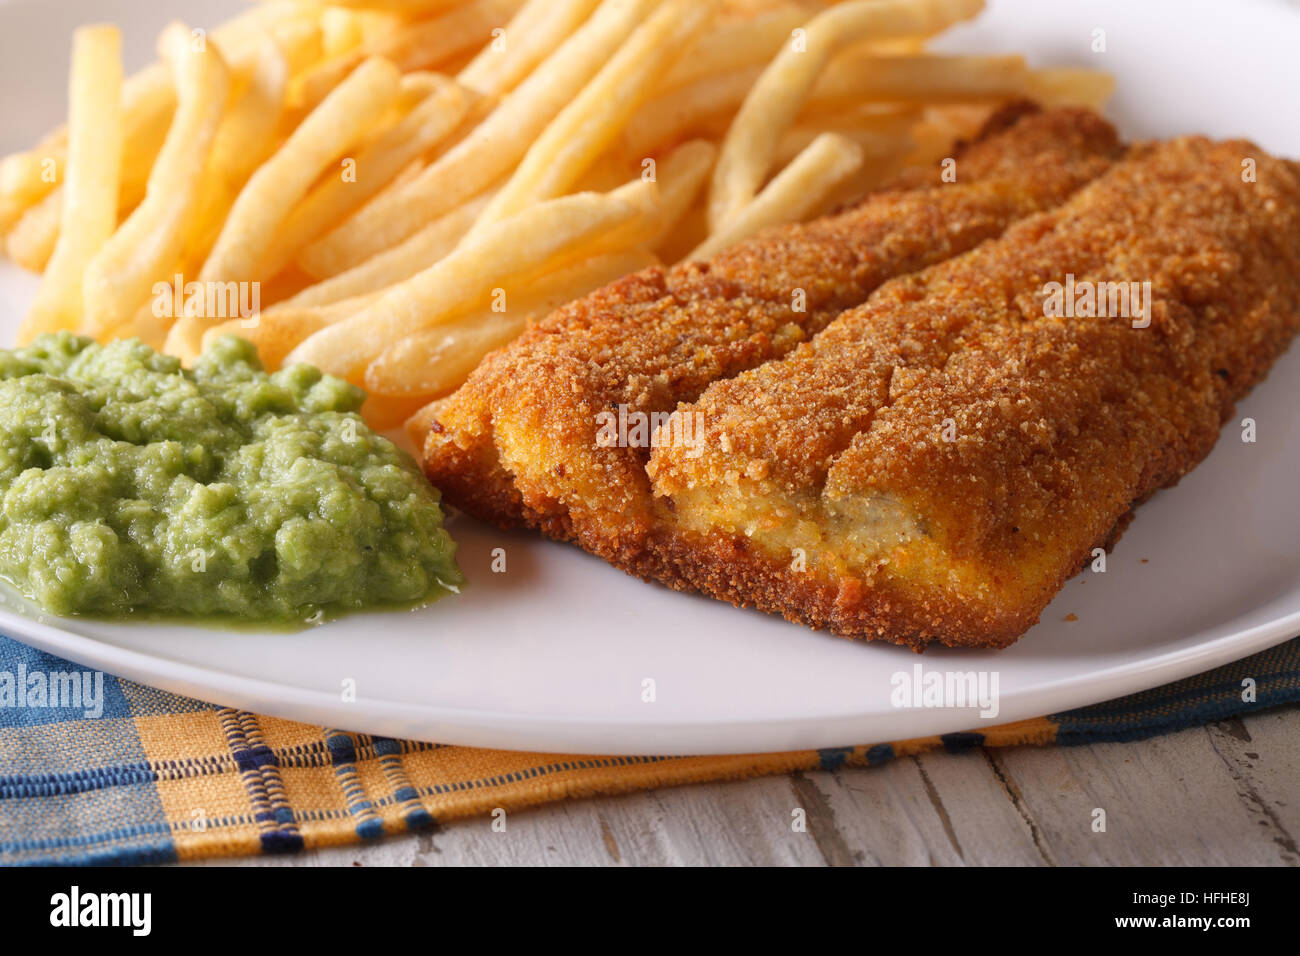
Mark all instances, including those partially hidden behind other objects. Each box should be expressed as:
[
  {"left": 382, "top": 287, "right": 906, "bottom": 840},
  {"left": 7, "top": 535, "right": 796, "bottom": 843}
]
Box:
[{"left": 204, "top": 705, "right": 1300, "bottom": 866}]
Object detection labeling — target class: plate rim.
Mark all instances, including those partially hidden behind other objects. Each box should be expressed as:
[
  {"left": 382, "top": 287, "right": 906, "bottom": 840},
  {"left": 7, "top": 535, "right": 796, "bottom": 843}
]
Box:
[{"left": 2, "top": 599, "right": 1296, "bottom": 754}]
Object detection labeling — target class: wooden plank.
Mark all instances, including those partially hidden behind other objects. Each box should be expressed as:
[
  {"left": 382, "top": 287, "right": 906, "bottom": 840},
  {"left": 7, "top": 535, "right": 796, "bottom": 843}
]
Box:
[{"left": 989, "top": 713, "right": 1300, "bottom": 866}]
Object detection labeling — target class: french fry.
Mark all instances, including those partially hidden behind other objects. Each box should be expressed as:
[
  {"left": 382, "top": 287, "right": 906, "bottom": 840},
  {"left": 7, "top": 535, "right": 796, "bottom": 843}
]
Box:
[
  {"left": 364, "top": 248, "right": 659, "bottom": 396},
  {"left": 5, "top": 98, "right": 172, "bottom": 273},
  {"left": 297, "top": 0, "right": 662, "bottom": 278},
  {"left": 286, "top": 181, "right": 654, "bottom": 380},
  {"left": 5, "top": 190, "right": 62, "bottom": 272},
  {"left": 584, "top": 139, "right": 717, "bottom": 254},
  {"left": 18, "top": 26, "right": 123, "bottom": 343},
  {"left": 278, "top": 190, "right": 494, "bottom": 309},
  {"left": 811, "top": 53, "right": 1030, "bottom": 105},
  {"left": 899, "top": 104, "right": 997, "bottom": 171},
  {"left": 770, "top": 121, "right": 906, "bottom": 169},
  {"left": 361, "top": 391, "right": 438, "bottom": 432},
  {"left": 271, "top": 19, "right": 327, "bottom": 76},
  {"left": 204, "top": 186, "right": 493, "bottom": 367},
  {"left": 260, "top": 77, "right": 471, "bottom": 278},
  {"left": 654, "top": 200, "right": 710, "bottom": 265},
  {"left": 0, "top": 197, "right": 23, "bottom": 236},
  {"left": 2, "top": 9, "right": 324, "bottom": 271},
  {"left": 181, "top": 54, "right": 401, "bottom": 332},
  {"left": 201, "top": 305, "right": 340, "bottom": 372},
  {"left": 468, "top": 0, "right": 718, "bottom": 236},
  {"left": 294, "top": 0, "right": 520, "bottom": 109},
  {"left": 0, "top": 151, "right": 62, "bottom": 208},
  {"left": 1024, "top": 68, "right": 1116, "bottom": 109},
  {"left": 693, "top": 131, "right": 863, "bottom": 259},
  {"left": 625, "top": 58, "right": 928, "bottom": 162},
  {"left": 708, "top": 0, "right": 983, "bottom": 230},
  {"left": 312, "top": 0, "right": 472, "bottom": 16},
  {"left": 662, "top": 5, "right": 807, "bottom": 89},
  {"left": 319, "top": 6, "right": 367, "bottom": 58},
  {"left": 218, "top": 288, "right": 390, "bottom": 364},
  {"left": 181, "top": 32, "right": 291, "bottom": 276},
  {"left": 80, "top": 25, "right": 230, "bottom": 338},
  {"left": 637, "top": 139, "right": 718, "bottom": 249},
  {"left": 0, "top": 1, "right": 318, "bottom": 216},
  {"left": 571, "top": 151, "right": 641, "bottom": 194},
  {"left": 623, "top": 66, "right": 762, "bottom": 160},
  {"left": 457, "top": 0, "right": 601, "bottom": 96}
]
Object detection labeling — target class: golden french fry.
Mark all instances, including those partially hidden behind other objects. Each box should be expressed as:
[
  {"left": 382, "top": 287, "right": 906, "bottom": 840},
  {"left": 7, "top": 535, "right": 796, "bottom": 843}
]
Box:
[
  {"left": 901, "top": 104, "right": 998, "bottom": 167},
  {"left": 0, "top": 2, "right": 316, "bottom": 226},
  {"left": 1024, "top": 68, "right": 1116, "bottom": 109},
  {"left": 203, "top": 309, "right": 330, "bottom": 371},
  {"left": 654, "top": 199, "right": 710, "bottom": 265},
  {"left": 361, "top": 391, "right": 436, "bottom": 432},
  {"left": 169, "top": 54, "right": 401, "bottom": 360},
  {"left": 261, "top": 78, "right": 471, "bottom": 278},
  {"left": 19, "top": 26, "right": 123, "bottom": 343},
  {"left": 623, "top": 66, "right": 762, "bottom": 159},
  {"left": 278, "top": 190, "right": 494, "bottom": 309},
  {"left": 663, "top": 5, "right": 807, "bottom": 89},
  {"left": 286, "top": 181, "right": 653, "bottom": 380},
  {"left": 105, "top": 291, "right": 176, "bottom": 350},
  {"left": 2, "top": 9, "right": 324, "bottom": 270},
  {"left": 5, "top": 189, "right": 62, "bottom": 272},
  {"left": 80, "top": 25, "right": 230, "bottom": 338},
  {"left": 396, "top": 70, "right": 445, "bottom": 101},
  {"left": 0, "top": 151, "right": 62, "bottom": 207},
  {"left": 298, "top": 0, "right": 662, "bottom": 277},
  {"left": 181, "top": 32, "right": 291, "bottom": 276},
  {"left": 7, "top": 96, "right": 172, "bottom": 273},
  {"left": 571, "top": 152, "right": 640, "bottom": 193},
  {"left": 643, "top": 139, "right": 718, "bottom": 246},
  {"left": 811, "top": 53, "right": 1030, "bottom": 105},
  {"left": 365, "top": 248, "right": 659, "bottom": 397},
  {"left": 319, "top": 6, "right": 367, "bottom": 58},
  {"left": 586, "top": 139, "right": 717, "bottom": 254},
  {"left": 295, "top": 0, "right": 520, "bottom": 108},
  {"left": 693, "top": 131, "right": 862, "bottom": 259},
  {"left": 314, "top": 0, "right": 471, "bottom": 15},
  {"left": 708, "top": 0, "right": 983, "bottom": 230},
  {"left": 468, "top": 0, "right": 718, "bottom": 236},
  {"left": 0, "top": 197, "right": 23, "bottom": 235},
  {"left": 818, "top": 146, "right": 912, "bottom": 218},
  {"left": 457, "top": 0, "right": 601, "bottom": 96},
  {"left": 771, "top": 121, "right": 907, "bottom": 169},
  {"left": 626, "top": 61, "right": 924, "bottom": 161},
  {"left": 281, "top": 25, "right": 327, "bottom": 79}
]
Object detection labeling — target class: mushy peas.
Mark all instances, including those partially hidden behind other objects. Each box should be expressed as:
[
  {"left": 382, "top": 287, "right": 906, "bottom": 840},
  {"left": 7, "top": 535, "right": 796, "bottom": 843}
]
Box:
[{"left": 0, "top": 333, "right": 462, "bottom": 621}]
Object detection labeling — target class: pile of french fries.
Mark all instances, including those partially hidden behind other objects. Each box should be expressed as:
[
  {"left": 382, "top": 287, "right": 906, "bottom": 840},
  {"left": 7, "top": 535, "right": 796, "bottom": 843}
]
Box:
[{"left": 0, "top": 0, "right": 1112, "bottom": 428}]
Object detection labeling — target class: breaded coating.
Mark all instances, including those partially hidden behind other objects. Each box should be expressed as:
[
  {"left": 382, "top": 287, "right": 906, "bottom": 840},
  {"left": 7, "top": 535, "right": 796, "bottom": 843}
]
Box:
[
  {"left": 649, "top": 137, "right": 1300, "bottom": 647},
  {"left": 422, "top": 104, "right": 1122, "bottom": 560}
]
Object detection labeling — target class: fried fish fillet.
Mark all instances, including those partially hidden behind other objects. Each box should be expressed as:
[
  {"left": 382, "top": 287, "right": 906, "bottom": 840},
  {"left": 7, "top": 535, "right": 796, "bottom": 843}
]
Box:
[
  {"left": 647, "top": 136, "right": 1300, "bottom": 647},
  {"left": 422, "top": 104, "right": 1122, "bottom": 558}
]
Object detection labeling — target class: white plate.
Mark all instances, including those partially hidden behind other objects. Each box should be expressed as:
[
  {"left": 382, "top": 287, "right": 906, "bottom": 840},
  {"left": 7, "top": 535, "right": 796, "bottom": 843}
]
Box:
[{"left": 1, "top": 0, "right": 1298, "bottom": 755}]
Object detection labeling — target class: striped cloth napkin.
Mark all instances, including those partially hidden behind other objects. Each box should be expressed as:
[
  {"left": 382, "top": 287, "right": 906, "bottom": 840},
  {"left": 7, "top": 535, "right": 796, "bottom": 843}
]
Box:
[{"left": 1, "top": 632, "right": 1296, "bottom": 866}]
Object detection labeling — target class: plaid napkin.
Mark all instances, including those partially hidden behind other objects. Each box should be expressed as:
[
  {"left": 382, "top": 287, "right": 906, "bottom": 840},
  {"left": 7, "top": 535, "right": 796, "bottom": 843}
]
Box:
[{"left": 1, "top": 632, "right": 1296, "bottom": 866}]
